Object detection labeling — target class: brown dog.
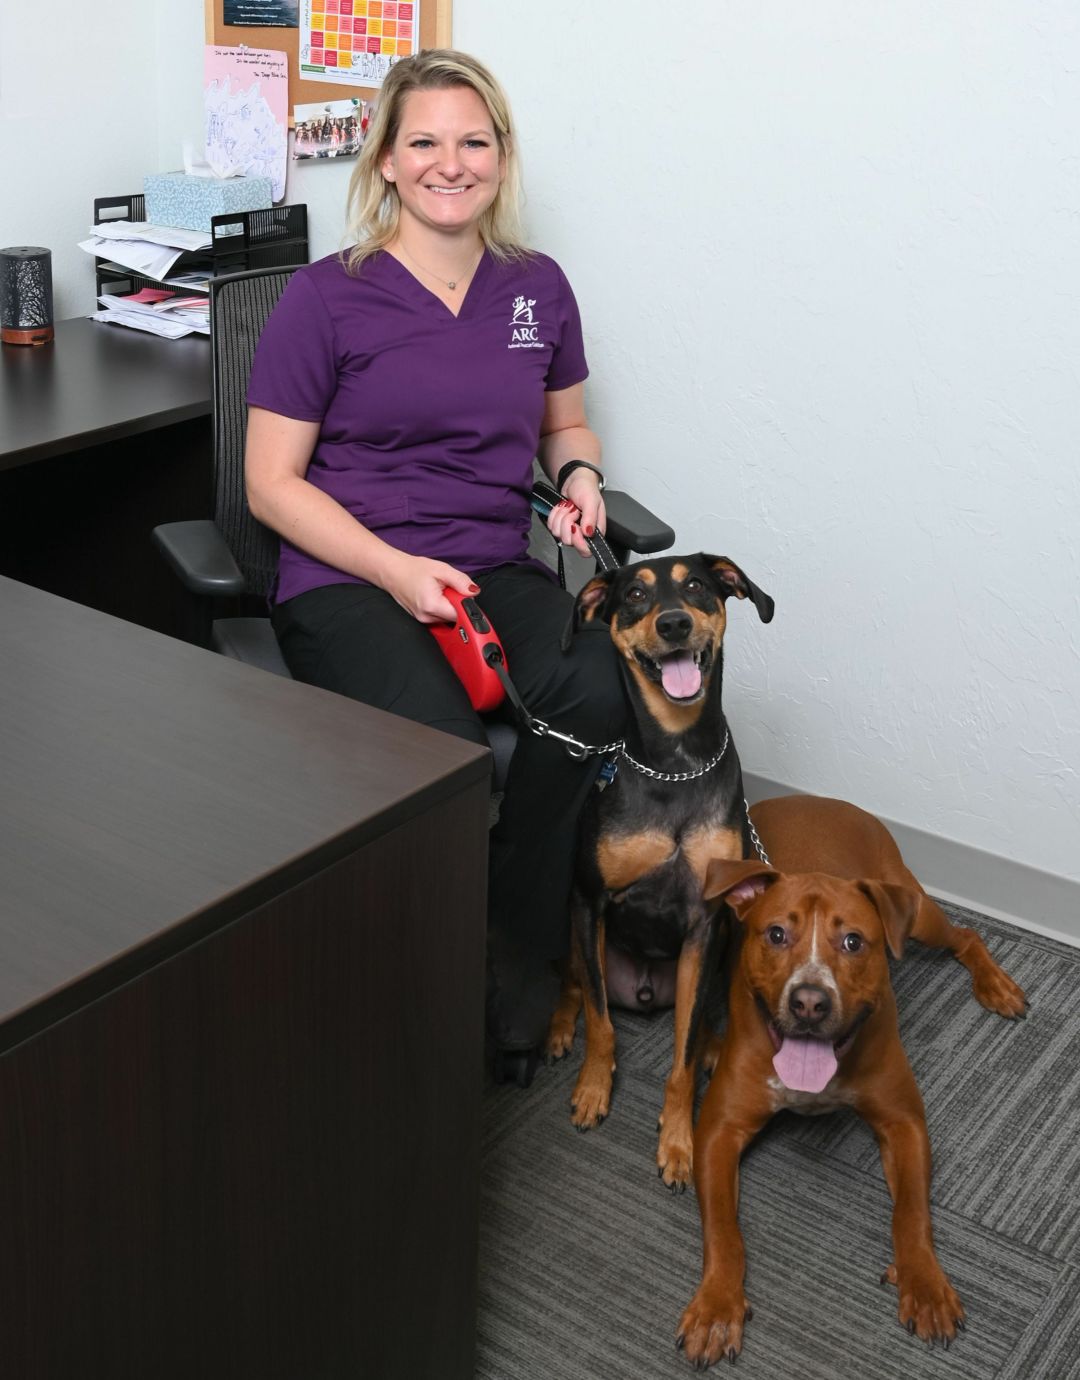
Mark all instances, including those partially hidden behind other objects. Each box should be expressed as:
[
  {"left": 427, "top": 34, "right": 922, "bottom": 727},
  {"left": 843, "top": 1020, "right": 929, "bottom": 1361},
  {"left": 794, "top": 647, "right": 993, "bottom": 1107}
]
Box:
[{"left": 677, "top": 794, "right": 1026, "bottom": 1367}]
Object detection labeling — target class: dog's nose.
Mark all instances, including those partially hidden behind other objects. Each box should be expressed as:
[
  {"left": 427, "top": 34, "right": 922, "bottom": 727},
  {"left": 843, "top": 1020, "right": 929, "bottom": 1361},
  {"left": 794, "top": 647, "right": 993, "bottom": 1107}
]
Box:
[
  {"left": 656, "top": 609, "right": 693, "bottom": 643},
  {"left": 789, "top": 985, "right": 832, "bottom": 1026}
]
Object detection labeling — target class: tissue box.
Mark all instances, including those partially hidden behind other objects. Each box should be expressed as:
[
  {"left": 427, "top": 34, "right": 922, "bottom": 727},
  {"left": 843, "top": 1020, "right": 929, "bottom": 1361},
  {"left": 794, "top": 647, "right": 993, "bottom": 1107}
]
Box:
[{"left": 143, "top": 172, "right": 273, "bottom": 232}]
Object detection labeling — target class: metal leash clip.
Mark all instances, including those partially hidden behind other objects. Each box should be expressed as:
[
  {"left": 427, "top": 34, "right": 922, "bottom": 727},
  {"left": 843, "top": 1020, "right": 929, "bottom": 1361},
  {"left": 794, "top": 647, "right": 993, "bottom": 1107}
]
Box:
[
  {"left": 528, "top": 719, "right": 589, "bottom": 759},
  {"left": 526, "top": 717, "right": 622, "bottom": 761}
]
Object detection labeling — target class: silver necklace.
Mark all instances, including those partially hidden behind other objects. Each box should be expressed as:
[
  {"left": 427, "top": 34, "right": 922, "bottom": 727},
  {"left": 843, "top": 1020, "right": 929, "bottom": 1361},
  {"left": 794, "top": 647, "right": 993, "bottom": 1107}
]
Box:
[{"left": 397, "top": 241, "right": 481, "bottom": 291}]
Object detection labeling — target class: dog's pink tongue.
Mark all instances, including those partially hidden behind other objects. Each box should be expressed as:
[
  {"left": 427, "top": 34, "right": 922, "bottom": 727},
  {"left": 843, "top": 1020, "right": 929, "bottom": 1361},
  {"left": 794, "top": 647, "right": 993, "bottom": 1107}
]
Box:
[
  {"left": 660, "top": 651, "right": 701, "bottom": 699},
  {"left": 773, "top": 1036, "right": 838, "bottom": 1093}
]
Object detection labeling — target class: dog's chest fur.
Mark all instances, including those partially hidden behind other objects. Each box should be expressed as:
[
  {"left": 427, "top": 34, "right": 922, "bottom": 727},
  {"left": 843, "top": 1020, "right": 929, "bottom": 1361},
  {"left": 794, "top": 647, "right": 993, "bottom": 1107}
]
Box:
[
  {"left": 580, "top": 761, "right": 743, "bottom": 957},
  {"left": 766, "top": 1076, "right": 858, "bottom": 1116}
]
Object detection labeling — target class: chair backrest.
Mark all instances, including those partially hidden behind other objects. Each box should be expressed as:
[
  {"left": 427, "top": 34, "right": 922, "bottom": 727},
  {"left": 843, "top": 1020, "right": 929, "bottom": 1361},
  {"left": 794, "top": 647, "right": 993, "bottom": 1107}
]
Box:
[{"left": 209, "top": 266, "right": 298, "bottom": 598}]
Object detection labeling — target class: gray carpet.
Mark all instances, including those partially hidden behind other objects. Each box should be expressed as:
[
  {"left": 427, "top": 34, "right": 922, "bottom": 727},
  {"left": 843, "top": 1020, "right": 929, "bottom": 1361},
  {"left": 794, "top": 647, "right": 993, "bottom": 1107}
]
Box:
[{"left": 477, "top": 904, "right": 1080, "bottom": 1379}]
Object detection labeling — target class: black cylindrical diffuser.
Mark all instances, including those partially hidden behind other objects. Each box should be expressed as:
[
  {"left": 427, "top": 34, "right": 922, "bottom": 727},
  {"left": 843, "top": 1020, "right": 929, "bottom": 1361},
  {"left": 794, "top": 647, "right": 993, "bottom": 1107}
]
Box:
[{"left": 1, "top": 246, "right": 54, "bottom": 346}]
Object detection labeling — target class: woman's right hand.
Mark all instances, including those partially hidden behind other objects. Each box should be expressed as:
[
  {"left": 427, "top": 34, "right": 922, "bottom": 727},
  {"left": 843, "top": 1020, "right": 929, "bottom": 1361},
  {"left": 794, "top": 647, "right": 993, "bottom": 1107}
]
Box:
[{"left": 380, "top": 552, "right": 479, "bottom": 624}]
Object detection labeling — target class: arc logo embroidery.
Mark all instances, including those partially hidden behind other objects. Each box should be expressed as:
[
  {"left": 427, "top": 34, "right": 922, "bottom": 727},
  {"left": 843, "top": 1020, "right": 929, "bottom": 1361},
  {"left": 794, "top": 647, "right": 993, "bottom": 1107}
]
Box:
[{"left": 508, "top": 295, "right": 543, "bottom": 349}]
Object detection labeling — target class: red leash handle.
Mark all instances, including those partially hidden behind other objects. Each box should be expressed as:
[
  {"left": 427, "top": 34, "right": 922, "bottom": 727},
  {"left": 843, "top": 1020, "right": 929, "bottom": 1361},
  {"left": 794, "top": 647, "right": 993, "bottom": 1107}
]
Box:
[{"left": 428, "top": 588, "right": 509, "bottom": 713}]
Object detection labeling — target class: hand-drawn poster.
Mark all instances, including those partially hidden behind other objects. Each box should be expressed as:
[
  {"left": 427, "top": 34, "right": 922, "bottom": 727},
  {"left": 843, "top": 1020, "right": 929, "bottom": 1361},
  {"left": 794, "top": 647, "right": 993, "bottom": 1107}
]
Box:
[
  {"left": 224, "top": 0, "right": 299, "bottom": 25},
  {"left": 205, "top": 46, "right": 290, "bottom": 202},
  {"left": 299, "top": 0, "right": 419, "bottom": 88}
]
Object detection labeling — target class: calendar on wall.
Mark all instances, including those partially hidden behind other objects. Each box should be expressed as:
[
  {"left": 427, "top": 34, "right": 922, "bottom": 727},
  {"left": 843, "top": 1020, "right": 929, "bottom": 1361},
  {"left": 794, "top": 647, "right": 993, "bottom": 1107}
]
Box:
[
  {"left": 205, "top": 0, "right": 450, "bottom": 120},
  {"left": 301, "top": 1, "right": 419, "bottom": 87}
]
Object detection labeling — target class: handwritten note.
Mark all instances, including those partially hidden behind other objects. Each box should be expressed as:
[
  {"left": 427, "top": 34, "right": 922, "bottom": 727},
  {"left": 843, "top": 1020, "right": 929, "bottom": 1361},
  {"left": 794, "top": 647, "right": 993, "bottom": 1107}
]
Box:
[{"left": 204, "top": 46, "right": 289, "bottom": 203}]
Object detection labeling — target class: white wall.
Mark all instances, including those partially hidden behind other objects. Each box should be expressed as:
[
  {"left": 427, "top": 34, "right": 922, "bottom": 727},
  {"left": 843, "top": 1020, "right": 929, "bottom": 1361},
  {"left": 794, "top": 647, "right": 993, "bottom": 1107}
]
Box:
[
  {"left": 13, "top": 2, "right": 1080, "bottom": 896},
  {"left": 0, "top": 4, "right": 163, "bottom": 319},
  {"left": 451, "top": 1, "right": 1080, "bottom": 892}
]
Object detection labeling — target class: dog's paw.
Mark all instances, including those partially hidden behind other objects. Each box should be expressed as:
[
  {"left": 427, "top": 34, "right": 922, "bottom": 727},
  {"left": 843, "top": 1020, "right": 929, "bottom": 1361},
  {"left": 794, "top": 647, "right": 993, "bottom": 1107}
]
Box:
[
  {"left": 657, "top": 1118, "right": 694, "bottom": 1192},
  {"left": 545, "top": 1014, "right": 576, "bottom": 1062},
  {"left": 880, "top": 1260, "right": 966, "bottom": 1345},
  {"left": 570, "top": 1063, "right": 613, "bottom": 1129},
  {"left": 970, "top": 963, "right": 1027, "bottom": 1019},
  {"left": 676, "top": 1281, "right": 752, "bottom": 1368}
]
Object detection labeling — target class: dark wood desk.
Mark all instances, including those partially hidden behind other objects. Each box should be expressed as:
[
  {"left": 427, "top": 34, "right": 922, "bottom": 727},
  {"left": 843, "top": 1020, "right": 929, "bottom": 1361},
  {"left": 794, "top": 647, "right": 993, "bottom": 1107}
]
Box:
[
  {"left": 0, "top": 318, "right": 213, "bottom": 637},
  {"left": 0, "top": 577, "right": 490, "bottom": 1380}
]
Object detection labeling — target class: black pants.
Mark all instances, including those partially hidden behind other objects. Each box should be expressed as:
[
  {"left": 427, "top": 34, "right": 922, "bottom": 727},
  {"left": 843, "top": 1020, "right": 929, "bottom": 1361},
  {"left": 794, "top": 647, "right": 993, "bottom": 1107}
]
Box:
[{"left": 272, "top": 562, "right": 624, "bottom": 961}]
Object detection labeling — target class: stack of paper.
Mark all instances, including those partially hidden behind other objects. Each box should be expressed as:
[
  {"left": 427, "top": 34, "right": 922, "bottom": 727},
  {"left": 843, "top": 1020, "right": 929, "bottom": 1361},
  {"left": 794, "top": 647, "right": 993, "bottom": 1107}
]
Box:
[
  {"left": 92, "top": 287, "right": 210, "bottom": 339},
  {"left": 79, "top": 221, "right": 214, "bottom": 289}
]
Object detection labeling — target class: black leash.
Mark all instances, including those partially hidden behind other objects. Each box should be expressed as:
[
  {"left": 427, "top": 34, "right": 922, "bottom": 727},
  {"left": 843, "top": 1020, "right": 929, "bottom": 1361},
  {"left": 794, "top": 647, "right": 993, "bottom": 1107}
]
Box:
[{"left": 529, "top": 478, "right": 620, "bottom": 585}]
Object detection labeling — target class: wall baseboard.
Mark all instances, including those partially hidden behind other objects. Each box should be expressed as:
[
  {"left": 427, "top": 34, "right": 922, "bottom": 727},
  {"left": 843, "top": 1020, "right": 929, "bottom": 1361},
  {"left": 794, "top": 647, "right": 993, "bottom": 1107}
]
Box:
[{"left": 744, "top": 774, "right": 1080, "bottom": 951}]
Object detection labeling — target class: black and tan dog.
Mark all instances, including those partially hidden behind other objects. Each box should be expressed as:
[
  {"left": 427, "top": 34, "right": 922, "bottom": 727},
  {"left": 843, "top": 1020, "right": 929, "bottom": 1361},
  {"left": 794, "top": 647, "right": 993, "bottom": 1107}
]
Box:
[{"left": 547, "top": 554, "right": 774, "bottom": 1188}]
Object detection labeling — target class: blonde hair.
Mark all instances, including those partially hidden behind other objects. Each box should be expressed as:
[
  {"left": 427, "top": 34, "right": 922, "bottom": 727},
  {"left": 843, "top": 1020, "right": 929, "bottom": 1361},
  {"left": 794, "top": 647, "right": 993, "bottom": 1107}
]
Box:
[{"left": 343, "top": 49, "right": 527, "bottom": 272}]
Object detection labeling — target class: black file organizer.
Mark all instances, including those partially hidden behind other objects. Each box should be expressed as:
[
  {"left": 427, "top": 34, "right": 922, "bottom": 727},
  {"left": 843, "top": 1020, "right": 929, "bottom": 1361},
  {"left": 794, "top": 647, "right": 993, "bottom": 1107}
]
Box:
[{"left": 92, "top": 195, "right": 309, "bottom": 299}]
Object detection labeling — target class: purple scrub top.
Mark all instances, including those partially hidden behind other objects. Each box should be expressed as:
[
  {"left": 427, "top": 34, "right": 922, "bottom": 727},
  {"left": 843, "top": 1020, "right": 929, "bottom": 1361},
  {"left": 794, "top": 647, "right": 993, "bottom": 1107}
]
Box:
[{"left": 247, "top": 247, "right": 589, "bottom": 604}]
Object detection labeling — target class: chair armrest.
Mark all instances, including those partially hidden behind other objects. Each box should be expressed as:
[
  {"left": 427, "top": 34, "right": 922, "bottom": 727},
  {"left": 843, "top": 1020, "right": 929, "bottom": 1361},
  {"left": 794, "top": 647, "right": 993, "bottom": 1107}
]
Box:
[
  {"left": 152, "top": 520, "right": 249, "bottom": 597},
  {"left": 603, "top": 490, "right": 675, "bottom": 555}
]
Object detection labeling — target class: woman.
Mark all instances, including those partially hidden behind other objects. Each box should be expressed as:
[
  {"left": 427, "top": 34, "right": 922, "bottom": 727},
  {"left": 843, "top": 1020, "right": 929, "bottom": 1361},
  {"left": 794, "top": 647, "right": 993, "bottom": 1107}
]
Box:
[{"left": 246, "top": 49, "right": 622, "bottom": 1065}]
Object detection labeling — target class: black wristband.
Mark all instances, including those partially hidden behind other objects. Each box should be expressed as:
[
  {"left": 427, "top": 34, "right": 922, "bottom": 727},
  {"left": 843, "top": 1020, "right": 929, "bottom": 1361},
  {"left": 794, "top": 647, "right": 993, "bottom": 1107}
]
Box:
[{"left": 556, "top": 459, "right": 606, "bottom": 493}]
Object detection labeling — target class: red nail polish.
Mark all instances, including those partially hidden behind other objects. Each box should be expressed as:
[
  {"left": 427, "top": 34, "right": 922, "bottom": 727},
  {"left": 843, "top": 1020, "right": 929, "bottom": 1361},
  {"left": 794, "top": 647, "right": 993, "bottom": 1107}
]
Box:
[
  {"left": 469, "top": 584, "right": 479, "bottom": 593},
  {"left": 571, "top": 524, "right": 578, "bottom": 533},
  {"left": 585, "top": 525, "right": 594, "bottom": 537}
]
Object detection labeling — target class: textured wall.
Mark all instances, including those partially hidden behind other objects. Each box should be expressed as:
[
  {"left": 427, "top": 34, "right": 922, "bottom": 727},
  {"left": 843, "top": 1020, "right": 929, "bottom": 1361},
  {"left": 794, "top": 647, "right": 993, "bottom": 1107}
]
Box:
[{"left": 451, "top": 0, "right": 1080, "bottom": 885}]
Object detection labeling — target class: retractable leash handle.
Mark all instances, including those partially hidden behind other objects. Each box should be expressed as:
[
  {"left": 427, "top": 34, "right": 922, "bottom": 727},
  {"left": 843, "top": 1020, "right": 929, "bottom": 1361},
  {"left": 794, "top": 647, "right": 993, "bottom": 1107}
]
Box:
[
  {"left": 427, "top": 487, "right": 620, "bottom": 742},
  {"left": 427, "top": 588, "right": 509, "bottom": 713}
]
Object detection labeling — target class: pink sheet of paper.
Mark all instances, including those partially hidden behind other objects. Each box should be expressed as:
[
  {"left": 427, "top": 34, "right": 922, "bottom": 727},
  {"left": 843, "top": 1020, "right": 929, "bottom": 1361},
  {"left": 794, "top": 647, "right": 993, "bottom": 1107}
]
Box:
[
  {"left": 125, "top": 288, "right": 174, "bottom": 303},
  {"left": 204, "top": 45, "right": 289, "bottom": 203}
]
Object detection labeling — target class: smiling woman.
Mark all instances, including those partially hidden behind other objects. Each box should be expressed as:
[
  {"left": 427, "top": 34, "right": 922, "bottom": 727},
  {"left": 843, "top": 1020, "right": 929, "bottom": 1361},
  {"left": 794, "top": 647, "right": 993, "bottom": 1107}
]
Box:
[
  {"left": 343, "top": 49, "right": 525, "bottom": 282},
  {"left": 242, "top": 50, "right": 620, "bottom": 1076}
]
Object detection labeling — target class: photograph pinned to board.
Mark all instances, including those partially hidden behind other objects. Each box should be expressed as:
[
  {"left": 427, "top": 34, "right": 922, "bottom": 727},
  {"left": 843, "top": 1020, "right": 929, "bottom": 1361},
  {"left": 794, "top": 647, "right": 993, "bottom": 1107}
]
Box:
[
  {"left": 293, "top": 98, "right": 369, "bottom": 160},
  {"left": 224, "top": 0, "right": 298, "bottom": 25},
  {"left": 205, "top": 46, "right": 289, "bottom": 202},
  {"left": 299, "top": 0, "right": 419, "bottom": 88}
]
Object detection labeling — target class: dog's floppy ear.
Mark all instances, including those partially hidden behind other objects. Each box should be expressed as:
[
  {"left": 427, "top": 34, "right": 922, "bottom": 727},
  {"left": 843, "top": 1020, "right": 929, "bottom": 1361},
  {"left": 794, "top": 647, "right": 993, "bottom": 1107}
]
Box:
[
  {"left": 560, "top": 572, "right": 616, "bottom": 651},
  {"left": 702, "top": 556, "right": 775, "bottom": 624},
  {"left": 856, "top": 880, "right": 920, "bottom": 959},
  {"left": 703, "top": 858, "right": 779, "bottom": 918}
]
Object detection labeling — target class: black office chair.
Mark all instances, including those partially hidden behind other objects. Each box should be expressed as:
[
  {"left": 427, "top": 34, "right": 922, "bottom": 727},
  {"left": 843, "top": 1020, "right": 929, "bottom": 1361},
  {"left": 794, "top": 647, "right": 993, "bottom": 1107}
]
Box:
[{"left": 153, "top": 266, "right": 674, "bottom": 787}]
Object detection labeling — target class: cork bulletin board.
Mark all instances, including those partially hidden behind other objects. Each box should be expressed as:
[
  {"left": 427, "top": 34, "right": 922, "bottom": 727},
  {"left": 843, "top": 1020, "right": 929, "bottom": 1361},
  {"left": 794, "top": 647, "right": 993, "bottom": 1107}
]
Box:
[{"left": 204, "top": 0, "right": 453, "bottom": 122}]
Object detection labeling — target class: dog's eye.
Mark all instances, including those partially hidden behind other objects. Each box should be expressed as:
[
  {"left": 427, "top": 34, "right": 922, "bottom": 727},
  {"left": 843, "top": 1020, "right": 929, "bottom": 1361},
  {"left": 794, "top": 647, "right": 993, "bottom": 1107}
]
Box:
[
  {"left": 684, "top": 577, "right": 704, "bottom": 593},
  {"left": 626, "top": 586, "right": 647, "bottom": 603},
  {"left": 766, "top": 925, "right": 786, "bottom": 946},
  {"left": 842, "top": 933, "right": 864, "bottom": 954}
]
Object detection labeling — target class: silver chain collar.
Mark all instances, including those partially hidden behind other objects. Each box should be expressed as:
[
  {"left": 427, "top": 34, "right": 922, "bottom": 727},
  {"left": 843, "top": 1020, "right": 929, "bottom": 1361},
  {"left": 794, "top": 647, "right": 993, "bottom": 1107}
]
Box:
[
  {"left": 525, "top": 720, "right": 733, "bottom": 785},
  {"left": 744, "top": 798, "right": 771, "bottom": 864},
  {"left": 618, "top": 728, "right": 730, "bottom": 782},
  {"left": 531, "top": 713, "right": 772, "bottom": 865},
  {"left": 529, "top": 702, "right": 772, "bottom": 869}
]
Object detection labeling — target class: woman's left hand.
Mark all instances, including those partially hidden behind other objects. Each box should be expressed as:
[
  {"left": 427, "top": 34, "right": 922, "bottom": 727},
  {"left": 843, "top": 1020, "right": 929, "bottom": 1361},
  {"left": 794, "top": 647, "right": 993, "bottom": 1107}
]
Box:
[{"left": 547, "top": 471, "right": 606, "bottom": 557}]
